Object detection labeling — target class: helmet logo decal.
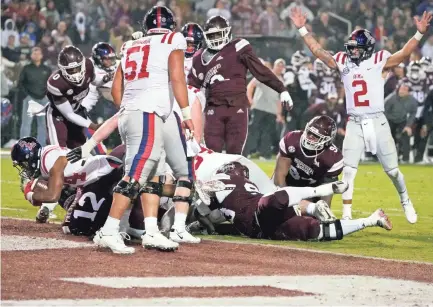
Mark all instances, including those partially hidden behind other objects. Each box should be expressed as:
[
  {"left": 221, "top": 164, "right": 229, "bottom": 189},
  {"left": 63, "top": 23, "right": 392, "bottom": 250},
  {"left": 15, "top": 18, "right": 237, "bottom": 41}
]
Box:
[{"left": 18, "top": 140, "right": 36, "bottom": 151}]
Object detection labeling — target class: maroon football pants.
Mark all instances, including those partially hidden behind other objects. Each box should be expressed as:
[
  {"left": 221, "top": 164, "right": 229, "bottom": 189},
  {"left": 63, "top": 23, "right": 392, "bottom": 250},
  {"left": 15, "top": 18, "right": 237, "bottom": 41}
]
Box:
[
  {"left": 46, "top": 105, "right": 87, "bottom": 149},
  {"left": 204, "top": 105, "right": 248, "bottom": 154},
  {"left": 257, "top": 191, "right": 321, "bottom": 241}
]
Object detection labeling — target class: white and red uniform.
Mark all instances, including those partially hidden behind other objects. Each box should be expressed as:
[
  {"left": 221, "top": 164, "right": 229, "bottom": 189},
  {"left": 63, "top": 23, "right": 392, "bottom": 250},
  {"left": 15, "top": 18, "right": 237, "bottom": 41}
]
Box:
[
  {"left": 192, "top": 146, "right": 276, "bottom": 194},
  {"left": 333, "top": 50, "right": 397, "bottom": 171},
  {"left": 119, "top": 32, "right": 187, "bottom": 184},
  {"left": 39, "top": 145, "right": 121, "bottom": 187}
]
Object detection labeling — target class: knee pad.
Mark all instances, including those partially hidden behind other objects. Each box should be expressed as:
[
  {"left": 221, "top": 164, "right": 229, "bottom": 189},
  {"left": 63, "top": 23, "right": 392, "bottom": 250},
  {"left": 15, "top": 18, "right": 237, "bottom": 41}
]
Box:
[
  {"left": 321, "top": 219, "right": 343, "bottom": 241},
  {"left": 173, "top": 180, "right": 193, "bottom": 204},
  {"left": 386, "top": 167, "right": 400, "bottom": 178},
  {"left": 113, "top": 179, "right": 140, "bottom": 200},
  {"left": 139, "top": 181, "right": 163, "bottom": 196}
]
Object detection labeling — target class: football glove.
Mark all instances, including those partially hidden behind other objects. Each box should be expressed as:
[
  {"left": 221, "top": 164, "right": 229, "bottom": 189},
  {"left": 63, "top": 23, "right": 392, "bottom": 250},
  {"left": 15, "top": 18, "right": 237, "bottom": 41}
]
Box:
[
  {"left": 280, "top": 91, "right": 293, "bottom": 111},
  {"left": 132, "top": 31, "right": 144, "bottom": 40}
]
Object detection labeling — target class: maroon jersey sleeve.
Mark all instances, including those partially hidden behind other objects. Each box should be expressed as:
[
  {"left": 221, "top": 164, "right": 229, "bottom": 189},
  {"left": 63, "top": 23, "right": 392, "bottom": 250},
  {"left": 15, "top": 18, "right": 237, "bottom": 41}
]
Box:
[
  {"left": 187, "top": 50, "right": 204, "bottom": 89},
  {"left": 323, "top": 145, "right": 344, "bottom": 178},
  {"left": 278, "top": 130, "right": 302, "bottom": 159},
  {"left": 237, "top": 39, "right": 286, "bottom": 94}
]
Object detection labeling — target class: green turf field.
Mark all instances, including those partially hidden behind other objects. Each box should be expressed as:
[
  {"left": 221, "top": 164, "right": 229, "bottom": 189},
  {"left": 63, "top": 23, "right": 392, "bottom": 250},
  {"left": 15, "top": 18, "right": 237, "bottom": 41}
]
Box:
[{"left": 1, "top": 156, "right": 432, "bottom": 262}]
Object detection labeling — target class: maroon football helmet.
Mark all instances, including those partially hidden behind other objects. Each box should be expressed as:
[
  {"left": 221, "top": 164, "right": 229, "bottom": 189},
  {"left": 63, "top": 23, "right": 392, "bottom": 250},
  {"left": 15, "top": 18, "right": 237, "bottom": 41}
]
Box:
[
  {"left": 301, "top": 115, "right": 337, "bottom": 156},
  {"left": 216, "top": 162, "right": 249, "bottom": 179}
]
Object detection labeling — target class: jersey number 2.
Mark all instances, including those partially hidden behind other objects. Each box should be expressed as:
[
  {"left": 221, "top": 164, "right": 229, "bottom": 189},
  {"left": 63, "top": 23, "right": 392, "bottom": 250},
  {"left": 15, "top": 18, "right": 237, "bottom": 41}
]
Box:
[
  {"left": 352, "top": 80, "right": 369, "bottom": 107},
  {"left": 125, "top": 45, "right": 150, "bottom": 81},
  {"left": 73, "top": 192, "right": 105, "bottom": 222}
]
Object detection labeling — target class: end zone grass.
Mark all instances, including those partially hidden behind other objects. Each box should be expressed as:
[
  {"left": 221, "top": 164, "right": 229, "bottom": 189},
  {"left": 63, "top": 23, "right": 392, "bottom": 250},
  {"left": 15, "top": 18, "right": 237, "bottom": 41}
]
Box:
[{"left": 1, "top": 157, "right": 432, "bottom": 262}]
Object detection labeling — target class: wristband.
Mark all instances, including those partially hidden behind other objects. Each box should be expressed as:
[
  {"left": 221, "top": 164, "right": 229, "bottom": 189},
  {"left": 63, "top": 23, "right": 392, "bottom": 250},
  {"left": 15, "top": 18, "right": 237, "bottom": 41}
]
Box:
[
  {"left": 181, "top": 106, "right": 192, "bottom": 121},
  {"left": 298, "top": 26, "right": 309, "bottom": 37},
  {"left": 414, "top": 31, "right": 424, "bottom": 41}
]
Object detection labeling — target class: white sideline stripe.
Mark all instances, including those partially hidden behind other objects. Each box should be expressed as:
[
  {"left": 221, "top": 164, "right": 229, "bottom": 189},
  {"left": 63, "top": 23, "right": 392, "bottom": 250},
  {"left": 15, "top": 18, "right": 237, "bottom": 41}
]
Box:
[
  {"left": 30, "top": 275, "right": 433, "bottom": 306},
  {"left": 0, "top": 207, "right": 28, "bottom": 211},
  {"left": 1, "top": 217, "right": 432, "bottom": 265}
]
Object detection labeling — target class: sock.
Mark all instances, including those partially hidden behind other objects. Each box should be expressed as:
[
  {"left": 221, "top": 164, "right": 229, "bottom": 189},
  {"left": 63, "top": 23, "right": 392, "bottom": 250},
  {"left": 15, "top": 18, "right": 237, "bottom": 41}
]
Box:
[
  {"left": 282, "top": 186, "right": 317, "bottom": 206},
  {"left": 317, "top": 219, "right": 369, "bottom": 240},
  {"left": 144, "top": 217, "right": 159, "bottom": 235},
  {"left": 386, "top": 169, "right": 409, "bottom": 203},
  {"left": 101, "top": 216, "right": 120, "bottom": 235},
  {"left": 119, "top": 209, "right": 131, "bottom": 233},
  {"left": 173, "top": 212, "right": 187, "bottom": 232},
  {"left": 306, "top": 202, "right": 316, "bottom": 216},
  {"left": 343, "top": 204, "right": 352, "bottom": 213},
  {"left": 42, "top": 202, "right": 57, "bottom": 212}
]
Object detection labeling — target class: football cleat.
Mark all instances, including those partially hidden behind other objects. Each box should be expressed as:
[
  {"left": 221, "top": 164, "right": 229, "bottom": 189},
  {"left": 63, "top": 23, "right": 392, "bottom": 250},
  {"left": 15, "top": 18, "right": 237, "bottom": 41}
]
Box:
[
  {"left": 170, "top": 228, "right": 201, "bottom": 243},
  {"left": 93, "top": 230, "right": 135, "bottom": 254},
  {"left": 332, "top": 180, "right": 349, "bottom": 194},
  {"left": 312, "top": 200, "right": 336, "bottom": 222},
  {"left": 35, "top": 206, "right": 50, "bottom": 223},
  {"left": 402, "top": 199, "right": 417, "bottom": 224},
  {"left": 142, "top": 232, "right": 179, "bottom": 251},
  {"left": 369, "top": 209, "right": 392, "bottom": 230}
]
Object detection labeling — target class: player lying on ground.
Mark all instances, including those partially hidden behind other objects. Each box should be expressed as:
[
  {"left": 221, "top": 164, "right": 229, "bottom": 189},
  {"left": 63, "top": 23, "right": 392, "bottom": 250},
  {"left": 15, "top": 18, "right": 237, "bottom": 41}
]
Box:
[
  {"left": 290, "top": 8, "right": 432, "bottom": 223},
  {"left": 11, "top": 137, "right": 124, "bottom": 223},
  {"left": 189, "top": 162, "right": 392, "bottom": 241},
  {"left": 273, "top": 115, "right": 343, "bottom": 213}
]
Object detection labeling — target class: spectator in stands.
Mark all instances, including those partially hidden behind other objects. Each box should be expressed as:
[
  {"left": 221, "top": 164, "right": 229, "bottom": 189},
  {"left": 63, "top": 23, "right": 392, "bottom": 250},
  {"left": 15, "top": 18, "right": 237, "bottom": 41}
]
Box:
[
  {"left": 18, "top": 47, "right": 52, "bottom": 145},
  {"left": 280, "top": 0, "right": 314, "bottom": 23},
  {"left": 131, "top": 2, "right": 148, "bottom": 30},
  {"left": 2, "top": 19, "right": 20, "bottom": 48},
  {"left": 40, "top": 1, "right": 61, "bottom": 29},
  {"left": 110, "top": 16, "right": 133, "bottom": 53},
  {"left": 89, "top": 0, "right": 111, "bottom": 24},
  {"left": 416, "top": 0, "right": 433, "bottom": 17},
  {"left": 2, "top": 35, "right": 21, "bottom": 63},
  {"left": 21, "top": 22, "right": 37, "bottom": 47},
  {"left": 114, "top": 1, "right": 131, "bottom": 23},
  {"left": 207, "top": 0, "right": 231, "bottom": 21},
  {"left": 168, "top": 0, "right": 183, "bottom": 30},
  {"left": 27, "top": 0, "right": 45, "bottom": 25},
  {"left": 18, "top": 34, "right": 32, "bottom": 61},
  {"left": 231, "top": 0, "right": 254, "bottom": 35},
  {"left": 92, "top": 18, "right": 110, "bottom": 44},
  {"left": 373, "top": 15, "right": 387, "bottom": 49},
  {"left": 69, "top": 12, "right": 91, "bottom": 49},
  {"left": 38, "top": 32, "right": 58, "bottom": 68},
  {"left": 244, "top": 58, "right": 286, "bottom": 161},
  {"left": 257, "top": 2, "right": 280, "bottom": 36},
  {"left": 51, "top": 21, "right": 72, "bottom": 50},
  {"left": 312, "top": 10, "right": 336, "bottom": 39},
  {"left": 35, "top": 19, "right": 48, "bottom": 43},
  {"left": 422, "top": 35, "right": 433, "bottom": 58},
  {"left": 384, "top": 79, "right": 418, "bottom": 163}
]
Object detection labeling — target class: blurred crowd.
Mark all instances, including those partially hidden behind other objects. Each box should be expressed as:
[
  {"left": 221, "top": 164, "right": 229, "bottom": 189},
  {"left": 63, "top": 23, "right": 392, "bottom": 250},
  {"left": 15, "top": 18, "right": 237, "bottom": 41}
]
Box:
[{"left": 1, "top": 0, "right": 433, "bottom": 162}]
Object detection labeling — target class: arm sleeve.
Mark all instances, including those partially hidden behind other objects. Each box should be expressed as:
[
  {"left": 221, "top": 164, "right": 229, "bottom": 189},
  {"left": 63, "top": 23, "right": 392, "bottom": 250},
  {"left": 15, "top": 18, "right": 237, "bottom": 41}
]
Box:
[
  {"left": 81, "top": 84, "right": 100, "bottom": 111},
  {"left": 55, "top": 101, "right": 92, "bottom": 128},
  {"left": 238, "top": 40, "right": 286, "bottom": 94},
  {"left": 326, "top": 156, "right": 344, "bottom": 177}
]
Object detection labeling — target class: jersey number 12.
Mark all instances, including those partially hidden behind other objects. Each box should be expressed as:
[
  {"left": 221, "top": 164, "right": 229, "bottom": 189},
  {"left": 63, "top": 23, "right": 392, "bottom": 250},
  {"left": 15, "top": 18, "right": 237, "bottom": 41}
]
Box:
[
  {"left": 125, "top": 45, "right": 150, "bottom": 81},
  {"left": 352, "top": 80, "right": 369, "bottom": 107}
]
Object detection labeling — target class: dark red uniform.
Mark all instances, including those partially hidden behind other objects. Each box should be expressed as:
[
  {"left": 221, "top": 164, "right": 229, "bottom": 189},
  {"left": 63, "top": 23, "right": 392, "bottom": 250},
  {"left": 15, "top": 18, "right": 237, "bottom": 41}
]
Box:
[
  {"left": 279, "top": 130, "right": 343, "bottom": 187},
  {"left": 214, "top": 174, "right": 320, "bottom": 241},
  {"left": 188, "top": 38, "right": 286, "bottom": 154},
  {"left": 46, "top": 58, "right": 95, "bottom": 148}
]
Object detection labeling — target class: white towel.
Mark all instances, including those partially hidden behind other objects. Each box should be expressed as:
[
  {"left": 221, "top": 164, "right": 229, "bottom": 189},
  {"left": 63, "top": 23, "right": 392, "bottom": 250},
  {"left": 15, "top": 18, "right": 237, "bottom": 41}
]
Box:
[
  {"left": 186, "top": 139, "right": 201, "bottom": 158},
  {"left": 361, "top": 118, "right": 377, "bottom": 155},
  {"left": 27, "top": 100, "right": 47, "bottom": 117}
]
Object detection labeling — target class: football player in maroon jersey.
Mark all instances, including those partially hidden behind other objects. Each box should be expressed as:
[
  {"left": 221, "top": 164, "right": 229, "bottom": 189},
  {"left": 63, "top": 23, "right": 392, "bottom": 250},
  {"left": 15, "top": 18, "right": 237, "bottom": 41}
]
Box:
[
  {"left": 46, "top": 45, "right": 113, "bottom": 149},
  {"left": 187, "top": 15, "right": 293, "bottom": 155},
  {"left": 189, "top": 160, "right": 392, "bottom": 241},
  {"left": 273, "top": 115, "right": 343, "bottom": 210}
]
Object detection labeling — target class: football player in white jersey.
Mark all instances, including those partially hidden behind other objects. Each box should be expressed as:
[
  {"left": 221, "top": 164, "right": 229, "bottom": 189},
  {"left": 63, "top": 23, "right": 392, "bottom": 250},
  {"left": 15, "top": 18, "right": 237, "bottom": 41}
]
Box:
[
  {"left": 92, "top": 6, "right": 194, "bottom": 254},
  {"left": 11, "top": 137, "right": 123, "bottom": 223},
  {"left": 290, "top": 7, "right": 433, "bottom": 224}
]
